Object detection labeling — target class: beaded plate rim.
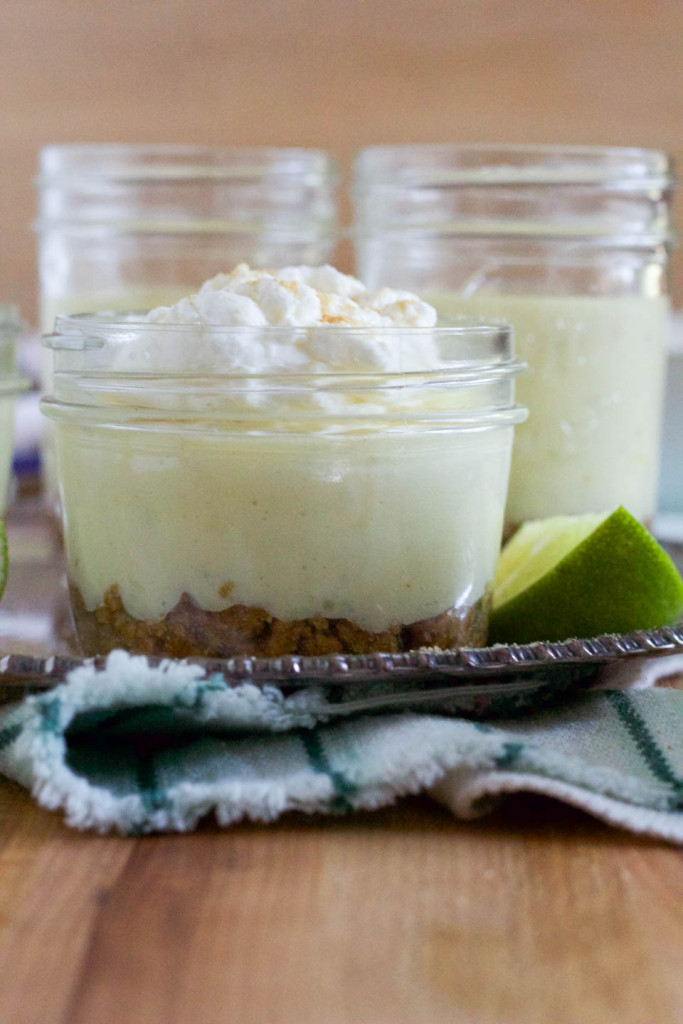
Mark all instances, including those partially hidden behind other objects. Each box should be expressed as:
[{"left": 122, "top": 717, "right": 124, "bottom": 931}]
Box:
[{"left": 1, "top": 623, "right": 682, "bottom": 691}]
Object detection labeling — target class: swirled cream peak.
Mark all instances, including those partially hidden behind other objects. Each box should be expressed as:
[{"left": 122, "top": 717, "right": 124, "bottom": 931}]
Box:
[
  {"left": 109, "top": 265, "right": 441, "bottom": 377},
  {"left": 145, "top": 264, "right": 437, "bottom": 330}
]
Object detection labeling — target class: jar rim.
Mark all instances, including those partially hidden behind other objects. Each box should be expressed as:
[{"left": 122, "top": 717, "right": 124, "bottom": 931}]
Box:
[
  {"left": 32, "top": 220, "right": 340, "bottom": 237},
  {"left": 354, "top": 143, "right": 674, "bottom": 188},
  {"left": 37, "top": 144, "right": 340, "bottom": 186},
  {"left": 350, "top": 226, "right": 674, "bottom": 247},
  {"left": 41, "top": 394, "right": 528, "bottom": 433},
  {"left": 50, "top": 310, "right": 513, "bottom": 341},
  {"left": 46, "top": 311, "right": 524, "bottom": 383}
]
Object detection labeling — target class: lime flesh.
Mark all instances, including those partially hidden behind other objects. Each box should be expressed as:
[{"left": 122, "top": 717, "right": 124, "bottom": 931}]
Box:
[{"left": 489, "top": 507, "right": 683, "bottom": 645}]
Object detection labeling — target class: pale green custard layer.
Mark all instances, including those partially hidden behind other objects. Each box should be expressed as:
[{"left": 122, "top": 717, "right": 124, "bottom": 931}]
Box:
[
  {"left": 427, "top": 293, "right": 669, "bottom": 525},
  {"left": 56, "top": 423, "right": 512, "bottom": 631}
]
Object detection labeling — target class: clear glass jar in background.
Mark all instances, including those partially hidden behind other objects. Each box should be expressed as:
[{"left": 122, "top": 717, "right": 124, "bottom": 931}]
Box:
[
  {"left": 42, "top": 314, "right": 526, "bottom": 658},
  {"left": 0, "top": 305, "right": 29, "bottom": 511},
  {"left": 353, "top": 144, "right": 674, "bottom": 533},
  {"left": 36, "top": 144, "right": 340, "bottom": 508},
  {"left": 655, "top": 311, "right": 683, "bottom": 540},
  {"left": 36, "top": 144, "right": 340, "bottom": 329}
]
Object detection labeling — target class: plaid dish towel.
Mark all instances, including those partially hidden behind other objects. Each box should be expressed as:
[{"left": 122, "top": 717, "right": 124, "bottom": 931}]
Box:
[{"left": 0, "top": 650, "right": 681, "bottom": 841}]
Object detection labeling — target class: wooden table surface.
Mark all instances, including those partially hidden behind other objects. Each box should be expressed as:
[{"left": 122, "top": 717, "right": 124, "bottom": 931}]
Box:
[{"left": 0, "top": 501, "right": 681, "bottom": 1024}]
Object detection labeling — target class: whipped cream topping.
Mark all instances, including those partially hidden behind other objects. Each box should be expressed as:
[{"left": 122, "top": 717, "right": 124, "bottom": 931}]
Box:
[
  {"left": 109, "top": 265, "right": 441, "bottom": 377},
  {"left": 146, "top": 264, "right": 437, "bottom": 329}
]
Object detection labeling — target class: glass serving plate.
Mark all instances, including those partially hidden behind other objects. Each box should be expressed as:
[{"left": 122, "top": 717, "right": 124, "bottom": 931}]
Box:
[{"left": 1, "top": 624, "right": 682, "bottom": 719}]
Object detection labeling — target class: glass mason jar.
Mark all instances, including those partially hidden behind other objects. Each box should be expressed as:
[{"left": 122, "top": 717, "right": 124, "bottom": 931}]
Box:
[
  {"left": 36, "top": 144, "right": 340, "bottom": 330},
  {"left": 0, "top": 305, "right": 29, "bottom": 511},
  {"left": 35, "top": 144, "right": 340, "bottom": 511},
  {"left": 42, "top": 314, "right": 526, "bottom": 658},
  {"left": 657, "top": 317, "right": 683, "bottom": 536},
  {"left": 353, "top": 144, "right": 674, "bottom": 532}
]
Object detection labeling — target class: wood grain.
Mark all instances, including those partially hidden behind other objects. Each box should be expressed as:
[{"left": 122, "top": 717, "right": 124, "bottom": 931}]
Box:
[
  {"left": 0, "top": 785, "right": 681, "bottom": 1024},
  {"left": 0, "top": 781, "right": 132, "bottom": 1024}
]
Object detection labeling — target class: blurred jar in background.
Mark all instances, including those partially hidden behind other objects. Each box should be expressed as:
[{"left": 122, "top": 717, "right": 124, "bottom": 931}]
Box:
[
  {"left": 353, "top": 144, "right": 674, "bottom": 534},
  {"left": 656, "top": 312, "right": 683, "bottom": 541},
  {"left": 36, "top": 144, "right": 340, "bottom": 329},
  {"left": 0, "top": 305, "right": 29, "bottom": 511},
  {"left": 35, "top": 143, "right": 340, "bottom": 508}
]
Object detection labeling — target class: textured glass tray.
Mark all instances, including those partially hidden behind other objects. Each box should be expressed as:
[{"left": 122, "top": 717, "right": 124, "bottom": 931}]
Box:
[{"left": 1, "top": 624, "right": 682, "bottom": 719}]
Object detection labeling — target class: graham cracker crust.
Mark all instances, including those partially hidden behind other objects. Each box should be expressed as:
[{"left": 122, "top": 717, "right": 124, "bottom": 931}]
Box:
[{"left": 70, "top": 583, "right": 490, "bottom": 658}]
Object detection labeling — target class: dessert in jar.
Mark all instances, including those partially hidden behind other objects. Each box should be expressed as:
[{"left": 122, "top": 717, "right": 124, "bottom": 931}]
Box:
[
  {"left": 35, "top": 144, "right": 340, "bottom": 510},
  {"left": 0, "top": 306, "right": 28, "bottom": 511},
  {"left": 656, "top": 315, "right": 683, "bottom": 537},
  {"left": 431, "top": 292, "right": 667, "bottom": 528},
  {"left": 42, "top": 265, "right": 526, "bottom": 659},
  {"left": 353, "top": 144, "right": 673, "bottom": 531}
]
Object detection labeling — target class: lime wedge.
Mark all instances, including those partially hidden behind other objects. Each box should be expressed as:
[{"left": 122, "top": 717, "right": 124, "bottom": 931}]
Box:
[
  {"left": 0, "top": 520, "right": 7, "bottom": 601},
  {"left": 489, "top": 507, "right": 683, "bottom": 644}
]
